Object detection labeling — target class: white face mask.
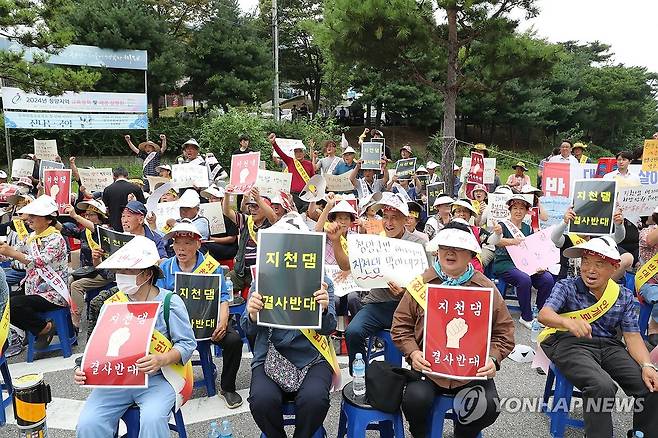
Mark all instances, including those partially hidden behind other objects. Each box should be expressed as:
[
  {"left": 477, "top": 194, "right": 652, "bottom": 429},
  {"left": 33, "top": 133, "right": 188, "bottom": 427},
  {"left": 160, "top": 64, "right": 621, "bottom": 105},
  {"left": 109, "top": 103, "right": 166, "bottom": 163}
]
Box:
[{"left": 116, "top": 272, "right": 149, "bottom": 296}]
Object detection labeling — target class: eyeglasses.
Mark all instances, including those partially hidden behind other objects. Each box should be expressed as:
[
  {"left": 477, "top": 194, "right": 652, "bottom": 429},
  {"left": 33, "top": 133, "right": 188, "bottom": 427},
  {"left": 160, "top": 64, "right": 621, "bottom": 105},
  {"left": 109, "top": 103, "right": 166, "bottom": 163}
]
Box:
[{"left": 438, "top": 245, "right": 467, "bottom": 252}]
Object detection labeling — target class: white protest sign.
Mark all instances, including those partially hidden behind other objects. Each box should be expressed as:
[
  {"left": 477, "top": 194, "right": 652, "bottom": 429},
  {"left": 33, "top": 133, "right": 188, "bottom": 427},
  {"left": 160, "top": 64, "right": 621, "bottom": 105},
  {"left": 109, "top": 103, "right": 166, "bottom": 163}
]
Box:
[
  {"left": 275, "top": 138, "right": 305, "bottom": 158},
  {"left": 199, "top": 202, "right": 226, "bottom": 235},
  {"left": 461, "top": 157, "right": 496, "bottom": 184},
  {"left": 323, "top": 264, "right": 366, "bottom": 298},
  {"left": 33, "top": 139, "right": 58, "bottom": 161},
  {"left": 255, "top": 169, "right": 292, "bottom": 198},
  {"left": 154, "top": 201, "right": 180, "bottom": 231},
  {"left": 78, "top": 168, "right": 113, "bottom": 192},
  {"left": 11, "top": 159, "right": 34, "bottom": 179},
  {"left": 617, "top": 186, "right": 658, "bottom": 222},
  {"left": 487, "top": 193, "right": 533, "bottom": 227},
  {"left": 172, "top": 163, "right": 209, "bottom": 189},
  {"left": 325, "top": 173, "right": 354, "bottom": 192},
  {"left": 347, "top": 234, "right": 428, "bottom": 289}
]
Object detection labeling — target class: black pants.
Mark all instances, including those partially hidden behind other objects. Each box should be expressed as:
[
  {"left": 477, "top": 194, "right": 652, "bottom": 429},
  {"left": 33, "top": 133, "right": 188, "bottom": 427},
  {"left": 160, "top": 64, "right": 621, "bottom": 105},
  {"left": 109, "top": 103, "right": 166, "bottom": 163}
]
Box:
[
  {"left": 401, "top": 374, "right": 500, "bottom": 438},
  {"left": 211, "top": 326, "right": 242, "bottom": 392},
  {"left": 249, "top": 362, "right": 332, "bottom": 438},
  {"left": 542, "top": 333, "right": 658, "bottom": 437},
  {"left": 10, "top": 294, "right": 63, "bottom": 336}
]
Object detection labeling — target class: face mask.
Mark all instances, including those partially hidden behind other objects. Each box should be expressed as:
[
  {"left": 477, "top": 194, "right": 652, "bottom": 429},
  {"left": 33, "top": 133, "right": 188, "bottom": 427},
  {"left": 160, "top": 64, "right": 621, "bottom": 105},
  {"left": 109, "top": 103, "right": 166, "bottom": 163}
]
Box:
[{"left": 116, "top": 272, "right": 149, "bottom": 296}]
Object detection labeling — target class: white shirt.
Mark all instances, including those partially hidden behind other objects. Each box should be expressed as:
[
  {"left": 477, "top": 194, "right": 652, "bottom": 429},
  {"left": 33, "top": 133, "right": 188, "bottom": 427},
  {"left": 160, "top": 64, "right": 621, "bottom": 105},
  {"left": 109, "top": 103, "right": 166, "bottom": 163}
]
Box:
[
  {"left": 548, "top": 154, "right": 579, "bottom": 165},
  {"left": 602, "top": 170, "right": 641, "bottom": 187}
]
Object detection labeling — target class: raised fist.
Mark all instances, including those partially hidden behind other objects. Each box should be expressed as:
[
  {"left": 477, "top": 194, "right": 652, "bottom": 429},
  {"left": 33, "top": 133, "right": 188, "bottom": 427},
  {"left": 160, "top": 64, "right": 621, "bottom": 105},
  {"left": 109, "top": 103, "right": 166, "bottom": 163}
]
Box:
[{"left": 446, "top": 318, "right": 468, "bottom": 349}]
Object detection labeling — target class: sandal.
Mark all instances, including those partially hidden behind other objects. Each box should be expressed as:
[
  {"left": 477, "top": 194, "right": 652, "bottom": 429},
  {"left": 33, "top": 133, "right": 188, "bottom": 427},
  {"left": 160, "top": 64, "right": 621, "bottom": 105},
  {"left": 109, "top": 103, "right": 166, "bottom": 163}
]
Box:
[{"left": 35, "top": 320, "right": 56, "bottom": 349}]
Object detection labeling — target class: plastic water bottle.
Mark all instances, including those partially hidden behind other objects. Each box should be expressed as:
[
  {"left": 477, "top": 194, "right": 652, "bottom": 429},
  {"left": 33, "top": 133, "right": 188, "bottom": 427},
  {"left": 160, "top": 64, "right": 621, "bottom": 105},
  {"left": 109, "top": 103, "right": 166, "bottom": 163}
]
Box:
[
  {"left": 225, "top": 277, "right": 234, "bottom": 304},
  {"left": 352, "top": 353, "right": 366, "bottom": 397},
  {"left": 207, "top": 421, "right": 220, "bottom": 438},
  {"left": 531, "top": 306, "right": 541, "bottom": 343},
  {"left": 219, "top": 419, "right": 233, "bottom": 438},
  {"left": 633, "top": 431, "right": 644, "bottom": 438}
]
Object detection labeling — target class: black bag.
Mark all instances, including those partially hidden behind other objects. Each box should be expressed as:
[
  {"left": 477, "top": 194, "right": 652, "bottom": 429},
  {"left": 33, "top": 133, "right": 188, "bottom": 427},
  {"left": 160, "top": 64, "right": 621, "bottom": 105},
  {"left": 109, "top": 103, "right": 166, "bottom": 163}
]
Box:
[{"left": 365, "top": 361, "right": 418, "bottom": 413}]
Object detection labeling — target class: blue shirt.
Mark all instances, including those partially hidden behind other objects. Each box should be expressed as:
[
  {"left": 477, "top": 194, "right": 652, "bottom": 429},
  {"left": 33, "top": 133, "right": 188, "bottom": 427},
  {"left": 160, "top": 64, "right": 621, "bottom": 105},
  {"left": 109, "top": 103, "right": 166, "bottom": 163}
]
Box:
[
  {"left": 157, "top": 251, "right": 229, "bottom": 303},
  {"left": 333, "top": 160, "right": 356, "bottom": 176},
  {"left": 144, "top": 225, "right": 168, "bottom": 259},
  {"left": 544, "top": 277, "right": 639, "bottom": 338}
]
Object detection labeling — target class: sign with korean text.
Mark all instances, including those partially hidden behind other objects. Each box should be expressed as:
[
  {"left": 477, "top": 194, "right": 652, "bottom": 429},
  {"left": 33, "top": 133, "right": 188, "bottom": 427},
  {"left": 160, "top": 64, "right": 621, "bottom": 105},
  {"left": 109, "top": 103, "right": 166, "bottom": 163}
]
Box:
[
  {"left": 465, "top": 152, "right": 484, "bottom": 199},
  {"left": 323, "top": 264, "right": 367, "bottom": 298},
  {"left": 486, "top": 193, "right": 533, "bottom": 228},
  {"left": 172, "top": 163, "right": 209, "bottom": 189},
  {"left": 426, "top": 182, "right": 446, "bottom": 211},
  {"left": 395, "top": 158, "right": 416, "bottom": 180},
  {"left": 198, "top": 202, "right": 226, "bottom": 235},
  {"left": 255, "top": 168, "right": 292, "bottom": 198},
  {"left": 79, "top": 168, "right": 114, "bottom": 192},
  {"left": 617, "top": 186, "right": 658, "bottom": 223},
  {"left": 33, "top": 139, "right": 58, "bottom": 161},
  {"left": 275, "top": 138, "right": 305, "bottom": 159},
  {"left": 3, "top": 87, "right": 147, "bottom": 113},
  {"left": 82, "top": 301, "right": 159, "bottom": 388},
  {"left": 506, "top": 226, "right": 560, "bottom": 276},
  {"left": 154, "top": 201, "right": 180, "bottom": 231},
  {"left": 539, "top": 196, "right": 571, "bottom": 228},
  {"left": 43, "top": 169, "right": 71, "bottom": 214},
  {"left": 11, "top": 158, "right": 34, "bottom": 179},
  {"left": 325, "top": 173, "right": 354, "bottom": 192},
  {"left": 423, "top": 285, "right": 493, "bottom": 380},
  {"left": 97, "top": 227, "right": 135, "bottom": 258},
  {"left": 0, "top": 184, "right": 19, "bottom": 203},
  {"left": 256, "top": 229, "right": 325, "bottom": 329},
  {"left": 175, "top": 273, "right": 221, "bottom": 340},
  {"left": 642, "top": 139, "right": 658, "bottom": 171},
  {"left": 569, "top": 179, "right": 617, "bottom": 236},
  {"left": 361, "top": 142, "right": 383, "bottom": 170},
  {"left": 543, "top": 162, "right": 571, "bottom": 197},
  {"left": 347, "top": 234, "right": 428, "bottom": 289},
  {"left": 227, "top": 152, "right": 260, "bottom": 194},
  {"left": 4, "top": 111, "right": 148, "bottom": 130},
  {"left": 460, "top": 158, "right": 496, "bottom": 184},
  {"left": 38, "top": 159, "right": 64, "bottom": 181}
]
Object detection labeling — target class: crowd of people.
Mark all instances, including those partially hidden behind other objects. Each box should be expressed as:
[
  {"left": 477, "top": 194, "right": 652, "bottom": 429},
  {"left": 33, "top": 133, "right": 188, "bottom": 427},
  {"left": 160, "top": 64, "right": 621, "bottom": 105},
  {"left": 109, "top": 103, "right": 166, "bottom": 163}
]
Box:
[{"left": 0, "top": 131, "right": 657, "bottom": 438}]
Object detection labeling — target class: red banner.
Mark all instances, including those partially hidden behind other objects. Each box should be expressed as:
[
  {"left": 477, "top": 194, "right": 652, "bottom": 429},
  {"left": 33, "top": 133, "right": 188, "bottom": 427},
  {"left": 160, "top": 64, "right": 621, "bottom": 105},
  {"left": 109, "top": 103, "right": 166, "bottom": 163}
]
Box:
[
  {"left": 542, "top": 162, "right": 570, "bottom": 197},
  {"left": 596, "top": 157, "right": 617, "bottom": 178},
  {"left": 423, "top": 285, "right": 493, "bottom": 379},
  {"left": 227, "top": 152, "right": 260, "bottom": 194},
  {"left": 43, "top": 169, "right": 71, "bottom": 214},
  {"left": 82, "top": 302, "right": 159, "bottom": 388},
  {"left": 465, "top": 152, "right": 484, "bottom": 198}
]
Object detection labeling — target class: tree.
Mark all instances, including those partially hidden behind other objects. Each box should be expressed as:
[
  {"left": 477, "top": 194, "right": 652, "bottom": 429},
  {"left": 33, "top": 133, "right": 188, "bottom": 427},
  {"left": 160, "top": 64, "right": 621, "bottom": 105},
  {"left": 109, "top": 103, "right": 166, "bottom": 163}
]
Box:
[{"left": 0, "top": 0, "right": 99, "bottom": 94}]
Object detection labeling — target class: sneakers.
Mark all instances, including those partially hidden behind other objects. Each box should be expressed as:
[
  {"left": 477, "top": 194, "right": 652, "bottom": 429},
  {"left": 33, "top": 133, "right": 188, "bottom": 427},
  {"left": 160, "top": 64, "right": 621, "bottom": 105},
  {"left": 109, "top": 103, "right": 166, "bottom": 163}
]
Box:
[
  {"left": 220, "top": 390, "right": 243, "bottom": 409},
  {"left": 518, "top": 317, "right": 533, "bottom": 330}
]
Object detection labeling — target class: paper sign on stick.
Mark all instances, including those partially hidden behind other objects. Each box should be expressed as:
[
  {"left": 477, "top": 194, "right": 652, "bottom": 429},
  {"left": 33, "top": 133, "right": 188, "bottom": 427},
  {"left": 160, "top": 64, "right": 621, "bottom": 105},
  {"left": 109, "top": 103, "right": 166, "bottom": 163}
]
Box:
[
  {"left": 275, "top": 138, "right": 305, "bottom": 159},
  {"left": 34, "top": 139, "right": 58, "bottom": 161},
  {"left": 43, "top": 169, "right": 71, "bottom": 214},
  {"left": 461, "top": 158, "right": 496, "bottom": 184},
  {"left": 227, "top": 152, "right": 260, "bottom": 194},
  {"left": 325, "top": 173, "right": 354, "bottom": 193},
  {"left": 486, "top": 193, "right": 533, "bottom": 228}
]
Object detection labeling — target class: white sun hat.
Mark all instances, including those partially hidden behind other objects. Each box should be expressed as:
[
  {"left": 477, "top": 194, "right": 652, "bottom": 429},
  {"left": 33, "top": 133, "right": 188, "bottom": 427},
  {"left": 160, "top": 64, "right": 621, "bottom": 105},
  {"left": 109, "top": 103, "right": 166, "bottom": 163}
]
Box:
[
  {"left": 563, "top": 236, "right": 621, "bottom": 262},
  {"left": 521, "top": 185, "right": 542, "bottom": 195},
  {"left": 372, "top": 192, "right": 409, "bottom": 217},
  {"left": 416, "top": 165, "right": 428, "bottom": 174},
  {"left": 426, "top": 222, "right": 481, "bottom": 254},
  {"left": 200, "top": 185, "right": 225, "bottom": 200},
  {"left": 506, "top": 194, "right": 532, "bottom": 209},
  {"left": 77, "top": 199, "right": 108, "bottom": 216},
  {"left": 451, "top": 199, "right": 478, "bottom": 215},
  {"left": 328, "top": 200, "right": 357, "bottom": 221},
  {"left": 178, "top": 189, "right": 201, "bottom": 208},
  {"left": 163, "top": 219, "right": 202, "bottom": 241},
  {"left": 155, "top": 164, "right": 172, "bottom": 173},
  {"left": 426, "top": 161, "right": 439, "bottom": 170},
  {"left": 433, "top": 195, "right": 454, "bottom": 208},
  {"left": 97, "top": 235, "right": 160, "bottom": 272},
  {"left": 342, "top": 146, "right": 356, "bottom": 155},
  {"left": 182, "top": 138, "right": 200, "bottom": 148},
  {"left": 17, "top": 195, "right": 58, "bottom": 216}
]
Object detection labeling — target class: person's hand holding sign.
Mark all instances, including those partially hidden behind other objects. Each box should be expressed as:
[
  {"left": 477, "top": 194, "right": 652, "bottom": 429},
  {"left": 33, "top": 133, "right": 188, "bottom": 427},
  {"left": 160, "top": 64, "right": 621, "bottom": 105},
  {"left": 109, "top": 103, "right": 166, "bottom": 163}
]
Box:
[
  {"left": 136, "top": 354, "right": 166, "bottom": 374},
  {"left": 563, "top": 207, "right": 576, "bottom": 224},
  {"left": 247, "top": 291, "right": 264, "bottom": 322},
  {"left": 387, "top": 281, "right": 405, "bottom": 296},
  {"left": 409, "top": 350, "right": 431, "bottom": 373},
  {"left": 613, "top": 208, "right": 623, "bottom": 225},
  {"left": 313, "top": 282, "right": 329, "bottom": 312},
  {"left": 476, "top": 357, "right": 497, "bottom": 378}
]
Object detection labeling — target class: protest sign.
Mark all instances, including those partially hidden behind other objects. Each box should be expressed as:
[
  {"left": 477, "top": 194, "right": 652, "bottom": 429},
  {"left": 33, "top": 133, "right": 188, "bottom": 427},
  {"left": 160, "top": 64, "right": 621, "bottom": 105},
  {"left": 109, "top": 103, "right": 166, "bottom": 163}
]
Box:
[
  {"left": 426, "top": 182, "right": 446, "bottom": 211},
  {"left": 38, "top": 159, "right": 64, "bottom": 181},
  {"left": 395, "top": 158, "right": 416, "bottom": 180},
  {"left": 227, "top": 152, "right": 260, "bottom": 194},
  {"left": 465, "top": 152, "right": 484, "bottom": 198},
  {"left": 175, "top": 273, "right": 221, "bottom": 340},
  {"left": 97, "top": 227, "right": 135, "bottom": 258},
  {"left": 255, "top": 169, "right": 292, "bottom": 198},
  {"left": 595, "top": 158, "right": 617, "bottom": 178},
  {"left": 82, "top": 301, "right": 159, "bottom": 388},
  {"left": 3, "top": 87, "right": 147, "bottom": 113},
  {"left": 325, "top": 173, "right": 354, "bottom": 193},
  {"left": 33, "top": 139, "right": 58, "bottom": 161},
  {"left": 460, "top": 158, "right": 496, "bottom": 184},
  {"left": 361, "top": 142, "right": 383, "bottom": 170},
  {"left": 172, "top": 163, "right": 209, "bottom": 189},
  {"left": 569, "top": 179, "right": 617, "bottom": 236},
  {"left": 0, "top": 184, "right": 19, "bottom": 203},
  {"left": 154, "top": 201, "right": 180, "bottom": 231},
  {"left": 275, "top": 138, "right": 305, "bottom": 158},
  {"left": 145, "top": 176, "right": 170, "bottom": 194},
  {"left": 642, "top": 139, "right": 658, "bottom": 171},
  {"left": 323, "top": 264, "right": 367, "bottom": 298},
  {"left": 423, "top": 285, "right": 493, "bottom": 380},
  {"left": 11, "top": 158, "right": 34, "bottom": 179},
  {"left": 256, "top": 229, "right": 325, "bottom": 329},
  {"left": 347, "top": 234, "right": 428, "bottom": 289},
  {"left": 486, "top": 193, "right": 533, "bottom": 227},
  {"left": 79, "top": 167, "right": 114, "bottom": 193},
  {"left": 543, "top": 162, "right": 570, "bottom": 197},
  {"left": 506, "top": 226, "right": 560, "bottom": 276},
  {"left": 616, "top": 186, "right": 658, "bottom": 223},
  {"left": 539, "top": 196, "right": 570, "bottom": 228},
  {"left": 4, "top": 111, "right": 148, "bottom": 130},
  {"left": 199, "top": 202, "right": 226, "bottom": 235},
  {"left": 43, "top": 169, "right": 71, "bottom": 214}
]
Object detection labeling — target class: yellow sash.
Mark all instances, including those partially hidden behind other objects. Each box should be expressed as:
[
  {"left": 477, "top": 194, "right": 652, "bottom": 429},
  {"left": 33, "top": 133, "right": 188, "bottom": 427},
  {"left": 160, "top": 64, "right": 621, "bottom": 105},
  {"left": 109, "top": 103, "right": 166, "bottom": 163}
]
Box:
[
  {"left": 636, "top": 252, "right": 658, "bottom": 292},
  {"left": 0, "top": 302, "right": 9, "bottom": 350},
  {"left": 13, "top": 218, "right": 28, "bottom": 241},
  {"left": 86, "top": 228, "right": 100, "bottom": 250},
  {"left": 294, "top": 159, "right": 311, "bottom": 183},
  {"left": 568, "top": 233, "right": 585, "bottom": 246},
  {"left": 405, "top": 274, "right": 428, "bottom": 310},
  {"left": 300, "top": 329, "right": 341, "bottom": 388},
  {"left": 247, "top": 215, "right": 258, "bottom": 243},
  {"left": 27, "top": 226, "right": 59, "bottom": 244},
  {"left": 537, "top": 279, "right": 620, "bottom": 343},
  {"left": 579, "top": 155, "right": 589, "bottom": 164}
]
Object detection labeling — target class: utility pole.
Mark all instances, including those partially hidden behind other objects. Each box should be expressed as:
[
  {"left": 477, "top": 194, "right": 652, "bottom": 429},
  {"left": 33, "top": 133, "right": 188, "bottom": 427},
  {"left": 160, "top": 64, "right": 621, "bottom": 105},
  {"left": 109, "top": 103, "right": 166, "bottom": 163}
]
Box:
[{"left": 272, "top": 0, "right": 280, "bottom": 122}]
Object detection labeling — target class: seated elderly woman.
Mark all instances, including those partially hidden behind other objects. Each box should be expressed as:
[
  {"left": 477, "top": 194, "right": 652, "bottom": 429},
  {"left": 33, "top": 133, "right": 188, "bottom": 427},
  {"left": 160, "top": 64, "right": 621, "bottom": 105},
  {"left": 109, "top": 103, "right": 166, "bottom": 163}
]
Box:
[
  {"left": 390, "top": 221, "right": 515, "bottom": 438},
  {"left": 75, "top": 236, "right": 196, "bottom": 437}
]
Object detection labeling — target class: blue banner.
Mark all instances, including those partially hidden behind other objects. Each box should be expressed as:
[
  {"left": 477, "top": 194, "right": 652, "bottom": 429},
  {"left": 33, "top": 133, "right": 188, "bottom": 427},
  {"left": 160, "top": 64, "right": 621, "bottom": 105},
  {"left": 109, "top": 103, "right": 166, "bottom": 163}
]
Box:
[{"left": 4, "top": 111, "right": 148, "bottom": 130}]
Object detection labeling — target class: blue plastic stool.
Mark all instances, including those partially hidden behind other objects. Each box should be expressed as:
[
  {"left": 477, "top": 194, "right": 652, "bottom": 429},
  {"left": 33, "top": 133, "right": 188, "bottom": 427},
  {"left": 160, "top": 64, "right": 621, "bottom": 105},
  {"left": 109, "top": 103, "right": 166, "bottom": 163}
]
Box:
[
  {"left": 117, "top": 405, "right": 187, "bottom": 438},
  {"left": 27, "top": 308, "right": 78, "bottom": 362},
  {"left": 625, "top": 271, "right": 635, "bottom": 292},
  {"left": 337, "top": 382, "right": 405, "bottom": 438},
  {"left": 639, "top": 300, "right": 651, "bottom": 341},
  {"left": 260, "top": 401, "right": 326, "bottom": 438},
  {"left": 428, "top": 395, "right": 483, "bottom": 437},
  {"left": 366, "top": 330, "right": 403, "bottom": 367},
  {"left": 193, "top": 339, "right": 217, "bottom": 397},
  {"left": 493, "top": 278, "right": 521, "bottom": 313},
  {"left": 0, "top": 354, "right": 14, "bottom": 426},
  {"left": 540, "top": 363, "right": 584, "bottom": 437}
]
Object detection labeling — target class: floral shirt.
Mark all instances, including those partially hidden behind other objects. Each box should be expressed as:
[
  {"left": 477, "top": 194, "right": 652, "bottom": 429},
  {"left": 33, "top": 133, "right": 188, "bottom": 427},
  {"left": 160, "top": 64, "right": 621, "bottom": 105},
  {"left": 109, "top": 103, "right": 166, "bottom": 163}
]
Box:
[
  {"left": 639, "top": 224, "right": 658, "bottom": 284},
  {"left": 18, "top": 231, "right": 69, "bottom": 307}
]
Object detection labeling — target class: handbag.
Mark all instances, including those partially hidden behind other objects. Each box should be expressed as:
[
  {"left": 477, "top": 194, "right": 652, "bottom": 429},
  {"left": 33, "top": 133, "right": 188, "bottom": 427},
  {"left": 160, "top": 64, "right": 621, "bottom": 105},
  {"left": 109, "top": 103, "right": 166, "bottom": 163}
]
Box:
[
  {"left": 365, "top": 361, "right": 418, "bottom": 413},
  {"left": 264, "top": 329, "right": 311, "bottom": 393}
]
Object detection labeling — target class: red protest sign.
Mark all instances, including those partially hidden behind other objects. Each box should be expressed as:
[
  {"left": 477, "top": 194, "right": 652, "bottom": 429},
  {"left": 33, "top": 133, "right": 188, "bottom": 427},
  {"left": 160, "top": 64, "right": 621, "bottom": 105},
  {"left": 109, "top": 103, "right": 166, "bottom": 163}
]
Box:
[
  {"left": 529, "top": 206, "right": 540, "bottom": 232},
  {"left": 542, "top": 162, "right": 570, "bottom": 197},
  {"left": 43, "top": 168, "right": 71, "bottom": 214},
  {"left": 465, "top": 152, "right": 484, "bottom": 199},
  {"left": 227, "top": 152, "right": 260, "bottom": 194},
  {"left": 0, "top": 184, "right": 19, "bottom": 204},
  {"left": 423, "top": 285, "right": 493, "bottom": 380},
  {"left": 82, "top": 301, "right": 159, "bottom": 388}
]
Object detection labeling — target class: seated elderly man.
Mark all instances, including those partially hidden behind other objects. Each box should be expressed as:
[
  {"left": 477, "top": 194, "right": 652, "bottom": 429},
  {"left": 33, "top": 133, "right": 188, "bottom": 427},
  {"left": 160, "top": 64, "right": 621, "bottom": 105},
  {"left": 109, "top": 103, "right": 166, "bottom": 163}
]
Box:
[{"left": 538, "top": 236, "right": 658, "bottom": 437}]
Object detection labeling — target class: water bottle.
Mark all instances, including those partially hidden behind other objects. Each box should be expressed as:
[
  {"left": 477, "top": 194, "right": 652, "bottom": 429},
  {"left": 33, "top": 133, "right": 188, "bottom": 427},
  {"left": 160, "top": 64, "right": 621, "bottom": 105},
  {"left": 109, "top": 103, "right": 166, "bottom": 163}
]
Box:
[
  {"left": 219, "top": 419, "right": 233, "bottom": 438},
  {"left": 633, "top": 431, "right": 644, "bottom": 438},
  {"left": 530, "top": 306, "right": 541, "bottom": 343},
  {"left": 207, "top": 421, "right": 220, "bottom": 438},
  {"left": 225, "top": 277, "right": 234, "bottom": 303},
  {"left": 352, "top": 353, "right": 366, "bottom": 397}
]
